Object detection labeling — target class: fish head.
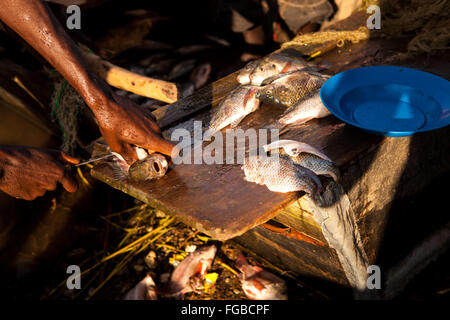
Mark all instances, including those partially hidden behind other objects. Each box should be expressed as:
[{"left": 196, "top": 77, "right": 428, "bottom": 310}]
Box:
[
  {"left": 237, "top": 255, "right": 288, "bottom": 300},
  {"left": 190, "top": 245, "right": 217, "bottom": 275},
  {"left": 242, "top": 87, "right": 261, "bottom": 113},
  {"left": 242, "top": 278, "right": 288, "bottom": 300},
  {"left": 256, "top": 85, "right": 275, "bottom": 102},
  {"left": 128, "top": 153, "right": 169, "bottom": 181},
  {"left": 237, "top": 59, "right": 259, "bottom": 84},
  {"left": 164, "top": 245, "right": 217, "bottom": 297},
  {"left": 249, "top": 61, "right": 281, "bottom": 85}
]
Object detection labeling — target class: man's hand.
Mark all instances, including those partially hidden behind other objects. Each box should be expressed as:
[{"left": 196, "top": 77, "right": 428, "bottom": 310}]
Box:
[
  {"left": 0, "top": 0, "right": 175, "bottom": 164},
  {"left": 93, "top": 92, "right": 175, "bottom": 164},
  {"left": 0, "top": 146, "right": 79, "bottom": 200}
]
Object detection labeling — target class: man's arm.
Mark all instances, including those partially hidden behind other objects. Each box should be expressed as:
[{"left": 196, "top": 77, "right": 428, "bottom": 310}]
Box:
[{"left": 0, "top": 0, "right": 175, "bottom": 162}]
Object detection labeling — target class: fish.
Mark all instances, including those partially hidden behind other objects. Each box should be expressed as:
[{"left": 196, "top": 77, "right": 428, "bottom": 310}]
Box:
[
  {"left": 105, "top": 147, "right": 169, "bottom": 181},
  {"left": 190, "top": 62, "right": 212, "bottom": 89},
  {"left": 263, "top": 139, "right": 332, "bottom": 160},
  {"left": 167, "top": 59, "right": 197, "bottom": 81},
  {"left": 123, "top": 273, "right": 158, "bottom": 300},
  {"left": 175, "top": 44, "right": 214, "bottom": 55},
  {"left": 128, "top": 153, "right": 169, "bottom": 181},
  {"left": 162, "top": 245, "right": 217, "bottom": 298},
  {"left": 267, "top": 89, "right": 331, "bottom": 133},
  {"left": 236, "top": 255, "right": 287, "bottom": 300},
  {"left": 242, "top": 154, "right": 322, "bottom": 195},
  {"left": 288, "top": 153, "right": 339, "bottom": 182},
  {"left": 145, "top": 57, "right": 180, "bottom": 75},
  {"left": 256, "top": 70, "right": 328, "bottom": 108},
  {"left": 205, "top": 85, "right": 260, "bottom": 138},
  {"left": 263, "top": 139, "right": 339, "bottom": 182},
  {"left": 237, "top": 51, "right": 311, "bottom": 86}
]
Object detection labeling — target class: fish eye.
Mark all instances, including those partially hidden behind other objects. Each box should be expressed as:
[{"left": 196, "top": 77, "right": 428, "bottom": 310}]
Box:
[
  {"left": 266, "top": 89, "right": 272, "bottom": 95},
  {"left": 271, "top": 64, "right": 276, "bottom": 68},
  {"left": 259, "top": 67, "right": 264, "bottom": 71}
]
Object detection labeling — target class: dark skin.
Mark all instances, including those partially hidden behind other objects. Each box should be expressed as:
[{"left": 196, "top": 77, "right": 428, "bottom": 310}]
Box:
[{"left": 0, "top": 0, "right": 175, "bottom": 200}]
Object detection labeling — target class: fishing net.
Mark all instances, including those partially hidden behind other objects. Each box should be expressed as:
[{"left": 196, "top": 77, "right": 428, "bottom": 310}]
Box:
[
  {"left": 281, "top": 0, "right": 450, "bottom": 56},
  {"left": 50, "top": 78, "right": 85, "bottom": 155},
  {"left": 378, "top": 0, "right": 450, "bottom": 54}
]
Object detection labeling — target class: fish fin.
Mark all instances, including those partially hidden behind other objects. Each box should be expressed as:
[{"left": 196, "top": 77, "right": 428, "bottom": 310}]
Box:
[
  {"left": 259, "top": 67, "right": 320, "bottom": 85},
  {"left": 260, "top": 73, "right": 286, "bottom": 86},
  {"left": 109, "top": 163, "right": 129, "bottom": 181},
  {"left": 284, "top": 141, "right": 332, "bottom": 162}
]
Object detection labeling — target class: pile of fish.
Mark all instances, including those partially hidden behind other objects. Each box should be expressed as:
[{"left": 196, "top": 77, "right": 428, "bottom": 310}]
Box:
[
  {"left": 123, "top": 245, "right": 287, "bottom": 300},
  {"left": 116, "top": 43, "right": 216, "bottom": 108},
  {"left": 206, "top": 49, "right": 332, "bottom": 136},
  {"left": 242, "top": 139, "right": 339, "bottom": 196}
]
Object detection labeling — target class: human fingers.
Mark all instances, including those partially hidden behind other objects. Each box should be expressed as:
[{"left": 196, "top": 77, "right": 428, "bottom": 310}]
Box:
[
  {"left": 60, "top": 170, "right": 78, "bottom": 193},
  {"left": 60, "top": 151, "right": 80, "bottom": 165}
]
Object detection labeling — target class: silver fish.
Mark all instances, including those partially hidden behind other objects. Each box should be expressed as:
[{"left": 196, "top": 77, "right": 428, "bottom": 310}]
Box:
[
  {"left": 128, "top": 153, "right": 169, "bottom": 181},
  {"left": 123, "top": 273, "right": 158, "bottom": 300},
  {"left": 237, "top": 51, "right": 310, "bottom": 86},
  {"left": 190, "top": 62, "right": 212, "bottom": 89},
  {"left": 205, "top": 85, "right": 260, "bottom": 138},
  {"left": 263, "top": 139, "right": 331, "bottom": 161},
  {"left": 242, "top": 154, "right": 322, "bottom": 195},
  {"left": 256, "top": 70, "right": 328, "bottom": 108},
  {"left": 236, "top": 255, "right": 287, "bottom": 300},
  {"left": 264, "top": 140, "right": 339, "bottom": 182},
  {"left": 290, "top": 153, "right": 339, "bottom": 182},
  {"left": 268, "top": 89, "right": 331, "bottom": 133},
  {"left": 162, "top": 245, "right": 217, "bottom": 298},
  {"left": 167, "top": 59, "right": 197, "bottom": 81}
]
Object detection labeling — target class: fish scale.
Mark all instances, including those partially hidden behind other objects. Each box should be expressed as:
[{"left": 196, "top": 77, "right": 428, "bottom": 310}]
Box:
[
  {"left": 206, "top": 85, "right": 260, "bottom": 137},
  {"left": 237, "top": 51, "right": 311, "bottom": 86},
  {"left": 242, "top": 155, "right": 322, "bottom": 195},
  {"left": 280, "top": 149, "right": 339, "bottom": 182},
  {"left": 257, "top": 70, "right": 327, "bottom": 108}
]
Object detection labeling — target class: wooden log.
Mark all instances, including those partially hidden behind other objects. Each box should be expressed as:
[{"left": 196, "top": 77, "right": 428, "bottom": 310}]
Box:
[{"left": 82, "top": 51, "right": 179, "bottom": 103}]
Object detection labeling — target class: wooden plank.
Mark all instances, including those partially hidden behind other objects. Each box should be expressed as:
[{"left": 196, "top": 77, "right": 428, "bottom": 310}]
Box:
[
  {"left": 91, "top": 38, "right": 443, "bottom": 241},
  {"left": 92, "top": 101, "right": 380, "bottom": 240},
  {"left": 152, "top": 71, "right": 240, "bottom": 129}
]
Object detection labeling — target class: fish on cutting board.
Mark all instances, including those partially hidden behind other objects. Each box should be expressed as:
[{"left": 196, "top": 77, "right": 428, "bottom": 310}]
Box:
[
  {"left": 236, "top": 255, "right": 287, "bottom": 300},
  {"left": 86, "top": 143, "right": 169, "bottom": 181},
  {"left": 107, "top": 149, "right": 169, "bottom": 182},
  {"left": 242, "top": 154, "right": 323, "bottom": 195},
  {"left": 205, "top": 85, "right": 260, "bottom": 138},
  {"left": 256, "top": 70, "right": 328, "bottom": 108},
  {"left": 264, "top": 140, "right": 339, "bottom": 182},
  {"left": 161, "top": 245, "right": 217, "bottom": 298},
  {"left": 266, "top": 89, "right": 332, "bottom": 133},
  {"left": 237, "top": 51, "right": 312, "bottom": 86}
]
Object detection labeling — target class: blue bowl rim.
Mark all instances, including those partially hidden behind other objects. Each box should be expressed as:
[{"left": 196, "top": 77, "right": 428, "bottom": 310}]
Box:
[{"left": 319, "top": 65, "right": 450, "bottom": 136}]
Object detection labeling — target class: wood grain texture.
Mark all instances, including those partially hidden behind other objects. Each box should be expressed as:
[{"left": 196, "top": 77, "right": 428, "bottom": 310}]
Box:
[{"left": 91, "top": 38, "right": 446, "bottom": 241}]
